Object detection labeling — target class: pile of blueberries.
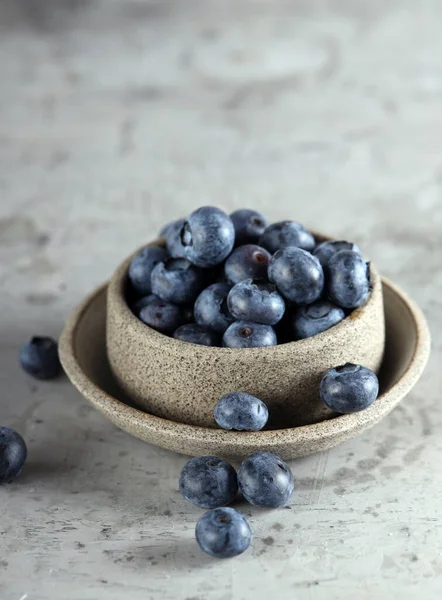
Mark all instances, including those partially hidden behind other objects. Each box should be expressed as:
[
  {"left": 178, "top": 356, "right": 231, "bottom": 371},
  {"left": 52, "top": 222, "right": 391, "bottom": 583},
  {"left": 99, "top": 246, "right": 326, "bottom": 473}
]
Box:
[{"left": 128, "top": 206, "right": 372, "bottom": 347}]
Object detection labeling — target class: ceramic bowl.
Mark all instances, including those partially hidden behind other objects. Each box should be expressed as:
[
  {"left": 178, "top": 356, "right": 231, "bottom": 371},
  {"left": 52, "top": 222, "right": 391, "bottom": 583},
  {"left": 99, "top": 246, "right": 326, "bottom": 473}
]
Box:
[
  {"left": 59, "top": 277, "right": 430, "bottom": 460},
  {"left": 106, "top": 238, "right": 385, "bottom": 428}
]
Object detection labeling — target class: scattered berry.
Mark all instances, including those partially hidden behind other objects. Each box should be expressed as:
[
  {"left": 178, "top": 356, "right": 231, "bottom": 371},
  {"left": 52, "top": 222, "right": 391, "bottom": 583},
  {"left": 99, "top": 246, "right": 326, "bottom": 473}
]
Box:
[
  {"left": 0, "top": 427, "right": 27, "bottom": 483},
  {"left": 214, "top": 392, "right": 269, "bottom": 431},
  {"left": 195, "top": 507, "right": 252, "bottom": 558},
  {"left": 222, "top": 321, "right": 277, "bottom": 348},
  {"left": 320, "top": 363, "right": 379, "bottom": 413},
  {"left": 238, "top": 452, "right": 294, "bottom": 508},
  {"left": 179, "top": 456, "right": 238, "bottom": 509},
  {"left": 19, "top": 336, "right": 61, "bottom": 380}
]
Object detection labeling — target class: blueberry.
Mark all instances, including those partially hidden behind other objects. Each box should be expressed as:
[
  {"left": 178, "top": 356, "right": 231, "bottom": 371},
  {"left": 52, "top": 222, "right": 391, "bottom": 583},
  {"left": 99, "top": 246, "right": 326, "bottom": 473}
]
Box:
[
  {"left": 268, "top": 247, "right": 324, "bottom": 304},
  {"left": 238, "top": 452, "right": 294, "bottom": 508},
  {"left": 222, "top": 321, "right": 277, "bottom": 348},
  {"left": 0, "top": 427, "right": 27, "bottom": 483},
  {"left": 179, "top": 456, "right": 238, "bottom": 509},
  {"left": 128, "top": 246, "right": 169, "bottom": 295},
  {"left": 159, "top": 219, "right": 180, "bottom": 239},
  {"left": 230, "top": 209, "right": 269, "bottom": 245},
  {"left": 314, "top": 240, "right": 361, "bottom": 269},
  {"left": 139, "top": 299, "right": 183, "bottom": 334},
  {"left": 151, "top": 257, "right": 205, "bottom": 305},
  {"left": 132, "top": 294, "right": 161, "bottom": 317},
  {"left": 214, "top": 392, "right": 269, "bottom": 431},
  {"left": 181, "top": 206, "right": 235, "bottom": 268},
  {"left": 165, "top": 218, "right": 187, "bottom": 258},
  {"left": 227, "top": 280, "right": 285, "bottom": 325},
  {"left": 259, "top": 221, "right": 315, "bottom": 253},
  {"left": 19, "top": 336, "right": 60, "bottom": 380},
  {"left": 194, "top": 283, "right": 234, "bottom": 334},
  {"left": 292, "top": 300, "right": 345, "bottom": 339},
  {"left": 195, "top": 507, "right": 252, "bottom": 559},
  {"left": 224, "top": 244, "right": 271, "bottom": 284},
  {"left": 327, "top": 250, "right": 371, "bottom": 309},
  {"left": 173, "top": 323, "right": 220, "bottom": 346},
  {"left": 320, "top": 363, "right": 379, "bottom": 413}
]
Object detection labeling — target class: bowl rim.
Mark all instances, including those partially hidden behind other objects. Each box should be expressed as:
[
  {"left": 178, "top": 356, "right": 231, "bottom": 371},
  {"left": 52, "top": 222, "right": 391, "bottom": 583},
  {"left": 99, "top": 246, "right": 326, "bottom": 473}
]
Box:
[
  {"left": 60, "top": 277, "right": 431, "bottom": 446},
  {"left": 108, "top": 237, "right": 383, "bottom": 356}
]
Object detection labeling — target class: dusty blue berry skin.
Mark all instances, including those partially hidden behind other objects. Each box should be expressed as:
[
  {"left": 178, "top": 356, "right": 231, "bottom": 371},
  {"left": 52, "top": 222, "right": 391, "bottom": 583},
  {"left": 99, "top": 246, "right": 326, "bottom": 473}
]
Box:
[
  {"left": 230, "top": 209, "right": 269, "bottom": 245},
  {"left": 320, "top": 363, "right": 379, "bottom": 413},
  {"left": 268, "top": 247, "right": 324, "bottom": 304},
  {"left": 227, "top": 280, "right": 285, "bottom": 326},
  {"left": 139, "top": 299, "right": 183, "bottom": 334},
  {"left": 19, "top": 336, "right": 61, "bottom": 380},
  {"left": 224, "top": 244, "right": 271, "bottom": 285},
  {"left": 179, "top": 456, "right": 238, "bottom": 509},
  {"left": 222, "top": 321, "right": 277, "bottom": 348},
  {"left": 128, "top": 246, "right": 168, "bottom": 295},
  {"left": 292, "top": 300, "right": 345, "bottom": 339},
  {"left": 194, "top": 283, "right": 234, "bottom": 334},
  {"left": 181, "top": 206, "right": 235, "bottom": 268},
  {"left": 132, "top": 294, "right": 161, "bottom": 317},
  {"left": 238, "top": 452, "right": 294, "bottom": 508},
  {"left": 259, "top": 221, "right": 315, "bottom": 253},
  {"left": 195, "top": 507, "right": 252, "bottom": 559},
  {"left": 0, "top": 427, "right": 27, "bottom": 483},
  {"left": 173, "top": 323, "right": 220, "bottom": 346},
  {"left": 313, "top": 240, "right": 361, "bottom": 269},
  {"left": 327, "top": 250, "right": 371, "bottom": 309},
  {"left": 151, "top": 257, "right": 205, "bottom": 305},
  {"left": 214, "top": 392, "right": 269, "bottom": 431},
  {"left": 165, "top": 218, "right": 187, "bottom": 258}
]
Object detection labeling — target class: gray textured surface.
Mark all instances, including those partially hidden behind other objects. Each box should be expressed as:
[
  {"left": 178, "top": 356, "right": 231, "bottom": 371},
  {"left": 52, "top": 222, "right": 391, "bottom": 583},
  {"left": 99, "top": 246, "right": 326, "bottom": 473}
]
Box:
[{"left": 0, "top": 1, "right": 441, "bottom": 599}]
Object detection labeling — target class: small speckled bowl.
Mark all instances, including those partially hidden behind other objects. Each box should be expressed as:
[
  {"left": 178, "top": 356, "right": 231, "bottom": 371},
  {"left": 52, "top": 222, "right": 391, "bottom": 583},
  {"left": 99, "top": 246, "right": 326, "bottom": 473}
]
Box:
[
  {"left": 106, "top": 238, "right": 385, "bottom": 428},
  {"left": 59, "top": 277, "right": 430, "bottom": 460}
]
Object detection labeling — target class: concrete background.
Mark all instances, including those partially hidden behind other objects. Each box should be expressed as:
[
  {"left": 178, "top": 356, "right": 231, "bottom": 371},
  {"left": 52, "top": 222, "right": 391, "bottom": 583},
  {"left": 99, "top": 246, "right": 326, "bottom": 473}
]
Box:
[{"left": 0, "top": 1, "right": 441, "bottom": 598}]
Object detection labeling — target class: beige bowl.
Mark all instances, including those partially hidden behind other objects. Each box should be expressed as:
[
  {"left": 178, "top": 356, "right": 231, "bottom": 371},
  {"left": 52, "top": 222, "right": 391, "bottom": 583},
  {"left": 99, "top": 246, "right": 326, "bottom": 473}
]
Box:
[
  {"left": 59, "top": 277, "right": 430, "bottom": 460},
  {"left": 106, "top": 239, "right": 385, "bottom": 428}
]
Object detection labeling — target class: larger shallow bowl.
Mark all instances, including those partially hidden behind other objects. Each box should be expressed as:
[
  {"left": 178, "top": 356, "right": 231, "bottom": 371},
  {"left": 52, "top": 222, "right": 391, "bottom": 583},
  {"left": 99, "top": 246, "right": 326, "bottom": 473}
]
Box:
[
  {"left": 106, "top": 239, "right": 385, "bottom": 428},
  {"left": 59, "top": 277, "right": 430, "bottom": 461}
]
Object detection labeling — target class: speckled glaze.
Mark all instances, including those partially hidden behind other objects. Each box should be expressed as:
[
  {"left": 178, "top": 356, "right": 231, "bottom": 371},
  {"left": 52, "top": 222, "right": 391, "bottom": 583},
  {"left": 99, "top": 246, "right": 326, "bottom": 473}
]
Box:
[
  {"left": 106, "top": 237, "right": 385, "bottom": 428},
  {"left": 59, "top": 277, "right": 430, "bottom": 461}
]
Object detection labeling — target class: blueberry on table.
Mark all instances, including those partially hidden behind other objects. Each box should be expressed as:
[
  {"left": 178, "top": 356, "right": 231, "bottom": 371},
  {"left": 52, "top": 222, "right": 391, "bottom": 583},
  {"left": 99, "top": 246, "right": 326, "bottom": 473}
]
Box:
[
  {"left": 222, "top": 321, "right": 277, "bottom": 348},
  {"left": 327, "top": 250, "right": 371, "bottom": 309},
  {"left": 196, "top": 507, "right": 252, "bottom": 559},
  {"left": 19, "top": 336, "right": 61, "bottom": 380},
  {"left": 227, "top": 280, "right": 285, "bottom": 326},
  {"left": 165, "top": 218, "right": 187, "bottom": 258},
  {"left": 151, "top": 257, "right": 205, "bottom": 305},
  {"left": 179, "top": 456, "right": 238, "bottom": 509},
  {"left": 292, "top": 300, "right": 345, "bottom": 339},
  {"left": 224, "top": 244, "right": 271, "bottom": 284},
  {"left": 181, "top": 206, "right": 235, "bottom": 268},
  {"left": 173, "top": 323, "right": 220, "bottom": 346},
  {"left": 320, "top": 363, "right": 379, "bottom": 413},
  {"left": 259, "top": 220, "right": 315, "bottom": 253},
  {"left": 128, "top": 246, "right": 169, "bottom": 295},
  {"left": 139, "top": 299, "right": 184, "bottom": 334},
  {"left": 230, "top": 209, "right": 269, "bottom": 245},
  {"left": 268, "top": 247, "right": 324, "bottom": 304},
  {"left": 0, "top": 427, "right": 27, "bottom": 483},
  {"left": 313, "top": 240, "right": 361, "bottom": 269},
  {"left": 194, "top": 283, "right": 234, "bottom": 334},
  {"left": 238, "top": 452, "right": 294, "bottom": 508},
  {"left": 214, "top": 392, "right": 269, "bottom": 431}
]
